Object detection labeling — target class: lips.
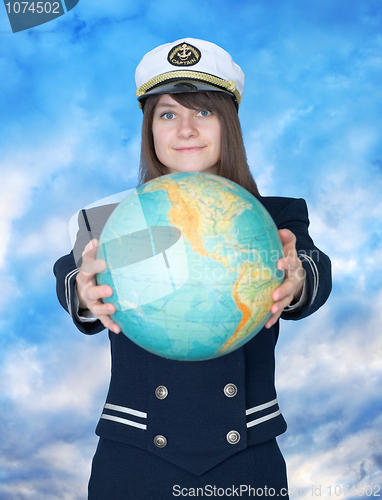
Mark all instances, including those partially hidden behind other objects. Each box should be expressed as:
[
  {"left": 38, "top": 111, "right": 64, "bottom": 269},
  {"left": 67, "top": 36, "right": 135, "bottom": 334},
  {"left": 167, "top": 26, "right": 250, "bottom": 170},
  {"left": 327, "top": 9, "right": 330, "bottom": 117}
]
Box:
[{"left": 174, "top": 146, "right": 205, "bottom": 153}]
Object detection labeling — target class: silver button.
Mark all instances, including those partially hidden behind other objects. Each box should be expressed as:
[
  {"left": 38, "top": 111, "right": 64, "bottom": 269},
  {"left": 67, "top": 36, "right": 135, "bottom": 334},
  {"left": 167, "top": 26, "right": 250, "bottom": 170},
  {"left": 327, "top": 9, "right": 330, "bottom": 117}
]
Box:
[
  {"left": 155, "top": 385, "right": 168, "bottom": 400},
  {"left": 154, "top": 435, "right": 167, "bottom": 448},
  {"left": 224, "top": 383, "right": 237, "bottom": 398},
  {"left": 226, "top": 430, "right": 240, "bottom": 445}
]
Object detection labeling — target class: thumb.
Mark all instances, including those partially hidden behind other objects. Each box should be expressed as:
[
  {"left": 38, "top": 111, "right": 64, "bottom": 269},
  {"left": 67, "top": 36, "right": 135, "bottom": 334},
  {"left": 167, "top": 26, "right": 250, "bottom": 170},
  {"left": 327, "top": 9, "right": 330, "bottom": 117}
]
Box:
[
  {"left": 81, "top": 239, "right": 105, "bottom": 275},
  {"left": 279, "top": 229, "right": 295, "bottom": 247}
]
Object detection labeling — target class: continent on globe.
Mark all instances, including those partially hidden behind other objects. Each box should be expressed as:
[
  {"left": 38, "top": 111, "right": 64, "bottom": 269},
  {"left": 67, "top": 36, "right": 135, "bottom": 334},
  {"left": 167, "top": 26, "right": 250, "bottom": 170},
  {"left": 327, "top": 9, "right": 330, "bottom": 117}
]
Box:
[{"left": 96, "top": 173, "right": 284, "bottom": 361}]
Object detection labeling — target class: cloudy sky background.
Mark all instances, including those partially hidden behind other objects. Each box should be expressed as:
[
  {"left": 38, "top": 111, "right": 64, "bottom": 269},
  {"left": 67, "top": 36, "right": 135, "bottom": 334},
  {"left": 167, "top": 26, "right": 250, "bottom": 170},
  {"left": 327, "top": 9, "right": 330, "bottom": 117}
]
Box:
[{"left": 1, "top": 0, "right": 381, "bottom": 498}]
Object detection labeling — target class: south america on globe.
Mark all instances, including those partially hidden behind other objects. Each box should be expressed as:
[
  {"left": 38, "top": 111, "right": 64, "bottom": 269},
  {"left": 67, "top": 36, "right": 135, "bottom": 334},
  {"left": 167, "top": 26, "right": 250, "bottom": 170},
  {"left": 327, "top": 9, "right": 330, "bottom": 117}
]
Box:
[{"left": 96, "top": 173, "right": 284, "bottom": 361}]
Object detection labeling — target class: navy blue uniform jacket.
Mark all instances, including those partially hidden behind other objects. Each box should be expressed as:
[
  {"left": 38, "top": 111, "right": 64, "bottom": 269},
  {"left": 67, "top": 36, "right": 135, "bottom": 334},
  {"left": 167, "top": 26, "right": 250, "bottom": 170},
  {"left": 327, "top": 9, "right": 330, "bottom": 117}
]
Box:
[{"left": 54, "top": 196, "right": 332, "bottom": 476}]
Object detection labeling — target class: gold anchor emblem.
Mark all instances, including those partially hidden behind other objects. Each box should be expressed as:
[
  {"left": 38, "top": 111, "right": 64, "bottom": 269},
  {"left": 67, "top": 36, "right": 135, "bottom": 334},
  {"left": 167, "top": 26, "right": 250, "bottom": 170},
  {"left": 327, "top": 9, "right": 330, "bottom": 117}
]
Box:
[
  {"left": 168, "top": 42, "right": 201, "bottom": 67},
  {"left": 177, "top": 44, "right": 192, "bottom": 61}
]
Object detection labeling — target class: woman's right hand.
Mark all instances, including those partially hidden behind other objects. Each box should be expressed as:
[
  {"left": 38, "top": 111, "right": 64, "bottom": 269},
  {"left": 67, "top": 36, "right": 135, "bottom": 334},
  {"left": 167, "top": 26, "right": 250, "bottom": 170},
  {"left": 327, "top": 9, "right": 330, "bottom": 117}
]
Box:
[{"left": 75, "top": 239, "right": 121, "bottom": 334}]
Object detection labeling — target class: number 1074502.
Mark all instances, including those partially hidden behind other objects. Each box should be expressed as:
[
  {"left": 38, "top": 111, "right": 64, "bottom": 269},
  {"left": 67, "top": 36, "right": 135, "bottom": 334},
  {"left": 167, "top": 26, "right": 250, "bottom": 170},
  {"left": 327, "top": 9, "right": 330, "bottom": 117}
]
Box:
[{"left": 5, "top": 2, "right": 61, "bottom": 14}]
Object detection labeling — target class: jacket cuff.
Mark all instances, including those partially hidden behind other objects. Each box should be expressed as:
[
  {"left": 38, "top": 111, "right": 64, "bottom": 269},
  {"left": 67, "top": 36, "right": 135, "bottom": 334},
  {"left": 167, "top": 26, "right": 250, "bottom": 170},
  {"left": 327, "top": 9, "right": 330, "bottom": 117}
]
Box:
[{"left": 65, "top": 268, "right": 105, "bottom": 335}]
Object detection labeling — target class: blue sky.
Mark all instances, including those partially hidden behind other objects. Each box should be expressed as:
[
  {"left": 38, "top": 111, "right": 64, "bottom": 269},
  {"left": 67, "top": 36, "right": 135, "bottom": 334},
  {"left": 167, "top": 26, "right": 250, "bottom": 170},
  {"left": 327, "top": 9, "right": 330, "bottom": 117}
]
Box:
[{"left": 1, "top": 0, "right": 382, "bottom": 498}]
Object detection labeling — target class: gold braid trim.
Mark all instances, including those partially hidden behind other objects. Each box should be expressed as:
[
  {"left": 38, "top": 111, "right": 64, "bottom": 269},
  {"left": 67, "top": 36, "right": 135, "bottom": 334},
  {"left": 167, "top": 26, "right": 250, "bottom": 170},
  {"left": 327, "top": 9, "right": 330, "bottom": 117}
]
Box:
[{"left": 136, "top": 71, "right": 241, "bottom": 104}]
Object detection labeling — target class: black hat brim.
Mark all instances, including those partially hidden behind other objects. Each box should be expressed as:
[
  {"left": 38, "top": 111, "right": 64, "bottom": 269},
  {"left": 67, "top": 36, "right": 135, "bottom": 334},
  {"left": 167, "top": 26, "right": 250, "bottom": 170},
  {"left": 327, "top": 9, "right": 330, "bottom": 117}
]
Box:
[{"left": 137, "top": 79, "right": 237, "bottom": 108}]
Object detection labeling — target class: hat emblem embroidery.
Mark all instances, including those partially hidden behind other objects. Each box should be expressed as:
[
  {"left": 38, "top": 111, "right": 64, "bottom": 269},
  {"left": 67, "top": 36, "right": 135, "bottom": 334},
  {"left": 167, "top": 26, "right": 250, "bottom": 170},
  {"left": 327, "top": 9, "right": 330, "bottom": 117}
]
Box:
[{"left": 167, "top": 42, "right": 201, "bottom": 67}]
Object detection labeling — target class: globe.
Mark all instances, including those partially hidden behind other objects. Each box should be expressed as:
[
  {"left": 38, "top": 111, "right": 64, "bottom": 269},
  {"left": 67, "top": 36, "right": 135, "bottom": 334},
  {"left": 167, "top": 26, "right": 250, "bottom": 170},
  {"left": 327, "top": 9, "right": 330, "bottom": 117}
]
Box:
[{"left": 96, "top": 173, "right": 284, "bottom": 361}]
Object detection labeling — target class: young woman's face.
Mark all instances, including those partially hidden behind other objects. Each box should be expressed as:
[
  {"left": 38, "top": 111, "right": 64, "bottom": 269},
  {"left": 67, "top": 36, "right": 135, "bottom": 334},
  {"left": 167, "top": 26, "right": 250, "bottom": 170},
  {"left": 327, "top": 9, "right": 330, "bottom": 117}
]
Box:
[{"left": 152, "top": 94, "right": 222, "bottom": 175}]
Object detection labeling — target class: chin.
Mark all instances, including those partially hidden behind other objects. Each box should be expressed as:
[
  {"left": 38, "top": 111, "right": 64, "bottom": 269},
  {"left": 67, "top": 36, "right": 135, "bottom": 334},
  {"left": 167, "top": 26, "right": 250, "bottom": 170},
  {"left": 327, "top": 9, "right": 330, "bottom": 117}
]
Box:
[{"left": 170, "top": 165, "right": 218, "bottom": 175}]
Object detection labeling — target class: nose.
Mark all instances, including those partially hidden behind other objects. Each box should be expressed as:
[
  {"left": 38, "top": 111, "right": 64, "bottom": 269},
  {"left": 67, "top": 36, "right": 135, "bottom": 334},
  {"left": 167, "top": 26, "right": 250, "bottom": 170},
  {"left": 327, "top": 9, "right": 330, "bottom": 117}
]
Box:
[{"left": 177, "top": 114, "right": 198, "bottom": 139}]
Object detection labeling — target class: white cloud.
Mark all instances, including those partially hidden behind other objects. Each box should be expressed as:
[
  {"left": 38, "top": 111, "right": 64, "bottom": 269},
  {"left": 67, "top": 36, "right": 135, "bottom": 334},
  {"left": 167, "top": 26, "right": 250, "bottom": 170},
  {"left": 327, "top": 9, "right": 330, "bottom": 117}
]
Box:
[
  {"left": 0, "top": 130, "right": 79, "bottom": 268},
  {"left": 0, "top": 337, "right": 110, "bottom": 415},
  {"left": 278, "top": 287, "right": 382, "bottom": 393},
  {"left": 0, "top": 439, "right": 92, "bottom": 500},
  {"left": 33, "top": 440, "right": 91, "bottom": 474},
  {"left": 0, "top": 335, "right": 107, "bottom": 499},
  {"left": 0, "top": 478, "right": 88, "bottom": 500},
  {"left": 286, "top": 423, "right": 382, "bottom": 498},
  {"left": 0, "top": 171, "right": 32, "bottom": 267},
  {"left": 308, "top": 164, "right": 382, "bottom": 260},
  {"left": 244, "top": 106, "right": 315, "bottom": 194},
  {"left": 0, "top": 272, "right": 21, "bottom": 311},
  {"left": 277, "top": 289, "right": 382, "bottom": 497},
  {"left": 0, "top": 335, "right": 109, "bottom": 497},
  {"left": 17, "top": 216, "right": 71, "bottom": 258},
  {"left": 246, "top": 130, "right": 277, "bottom": 195},
  {"left": 330, "top": 257, "right": 358, "bottom": 279}
]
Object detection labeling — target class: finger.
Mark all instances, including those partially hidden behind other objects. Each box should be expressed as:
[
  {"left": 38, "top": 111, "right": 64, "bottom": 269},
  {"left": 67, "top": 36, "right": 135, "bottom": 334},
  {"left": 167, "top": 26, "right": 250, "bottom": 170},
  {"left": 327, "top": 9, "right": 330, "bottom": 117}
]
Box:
[
  {"left": 265, "top": 310, "right": 283, "bottom": 329},
  {"left": 277, "top": 257, "right": 289, "bottom": 271},
  {"left": 89, "top": 301, "right": 116, "bottom": 317},
  {"left": 272, "top": 279, "right": 295, "bottom": 302},
  {"left": 82, "top": 239, "right": 99, "bottom": 259},
  {"left": 278, "top": 228, "right": 295, "bottom": 246},
  {"left": 265, "top": 314, "right": 278, "bottom": 329},
  {"left": 265, "top": 294, "right": 293, "bottom": 329},
  {"left": 86, "top": 284, "right": 114, "bottom": 302},
  {"left": 76, "top": 269, "right": 96, "bottom": 288},
  {"left": 98, "top": 314, "right": 121, "bottom": 334},
  {"left": 81, "top": 258, "right": 107, "bottom": 276},
  {"left": 279, "top": 230, "right": 298, "bottom": 262},
  {"left": 270, "top": 294, "right": 293, "bottom": 315},
  {"left": 76, "top": 261, "right": 106, "bottom": 291},
  {"left": 81, "top": 240, "right": 107, "bottom": 275}
]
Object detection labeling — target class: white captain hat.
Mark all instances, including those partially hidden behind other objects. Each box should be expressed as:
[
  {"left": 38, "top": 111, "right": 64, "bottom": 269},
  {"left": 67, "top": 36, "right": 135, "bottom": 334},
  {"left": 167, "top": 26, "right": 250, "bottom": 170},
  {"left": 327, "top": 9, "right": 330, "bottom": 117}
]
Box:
[{"left": 135, "top": 38, "right": 245, "bottom": 109}]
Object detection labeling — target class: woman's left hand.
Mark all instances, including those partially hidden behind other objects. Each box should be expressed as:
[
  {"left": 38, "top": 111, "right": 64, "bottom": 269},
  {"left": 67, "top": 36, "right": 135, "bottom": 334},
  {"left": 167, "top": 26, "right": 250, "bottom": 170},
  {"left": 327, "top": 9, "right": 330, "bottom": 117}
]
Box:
[{"left": 265, "top": 228, "right": 305, "bottom": 329}]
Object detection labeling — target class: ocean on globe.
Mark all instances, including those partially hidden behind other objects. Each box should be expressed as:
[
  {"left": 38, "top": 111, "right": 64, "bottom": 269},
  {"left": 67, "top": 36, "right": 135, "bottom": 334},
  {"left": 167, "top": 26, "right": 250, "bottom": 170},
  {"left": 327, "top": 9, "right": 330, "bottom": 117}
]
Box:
[{"left": 96, "top": 173, "right": 284, "bottom": 361}]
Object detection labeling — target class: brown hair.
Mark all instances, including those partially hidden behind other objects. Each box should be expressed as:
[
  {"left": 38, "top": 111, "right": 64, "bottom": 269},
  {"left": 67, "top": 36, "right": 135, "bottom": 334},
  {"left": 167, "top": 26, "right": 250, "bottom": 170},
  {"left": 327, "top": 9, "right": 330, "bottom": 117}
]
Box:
[{"left": 137, "top": 92, "right": 260, "bottom": 198}]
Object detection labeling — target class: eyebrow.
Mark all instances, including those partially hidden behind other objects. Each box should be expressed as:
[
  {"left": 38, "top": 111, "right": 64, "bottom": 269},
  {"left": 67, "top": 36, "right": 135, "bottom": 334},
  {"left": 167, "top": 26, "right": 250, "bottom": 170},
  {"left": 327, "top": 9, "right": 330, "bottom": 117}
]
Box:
[{"left": 155, "top": 103, "right": 178, "bottom": 109}]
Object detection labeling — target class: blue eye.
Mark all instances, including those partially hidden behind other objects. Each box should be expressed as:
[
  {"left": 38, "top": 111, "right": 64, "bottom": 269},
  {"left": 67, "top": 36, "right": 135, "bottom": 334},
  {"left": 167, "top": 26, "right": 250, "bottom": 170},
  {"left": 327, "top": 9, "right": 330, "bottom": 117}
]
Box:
[
  {"left": 197, "top": 110, "right": 211, "bottom": 117},
  {"left": 162, "top": 112, "right": 175, "bottom": 120}
]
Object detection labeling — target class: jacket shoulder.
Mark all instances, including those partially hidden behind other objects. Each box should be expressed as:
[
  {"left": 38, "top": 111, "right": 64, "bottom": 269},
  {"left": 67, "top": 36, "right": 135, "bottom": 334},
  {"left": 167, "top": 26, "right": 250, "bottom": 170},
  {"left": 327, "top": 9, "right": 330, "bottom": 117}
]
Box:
[
  {"left": 258, "top": 195, "right": 305, "bottom": 211},
  {"left": 258, "top": 196, "right": 308, "bottom": 226}
]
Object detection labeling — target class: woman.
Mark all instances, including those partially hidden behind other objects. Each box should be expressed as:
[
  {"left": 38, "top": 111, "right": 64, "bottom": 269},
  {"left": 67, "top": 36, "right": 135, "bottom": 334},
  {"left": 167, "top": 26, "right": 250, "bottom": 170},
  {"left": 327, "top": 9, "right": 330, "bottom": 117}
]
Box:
[{"left": 54, "top": 38, "right": 332, "bottom": 499}]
